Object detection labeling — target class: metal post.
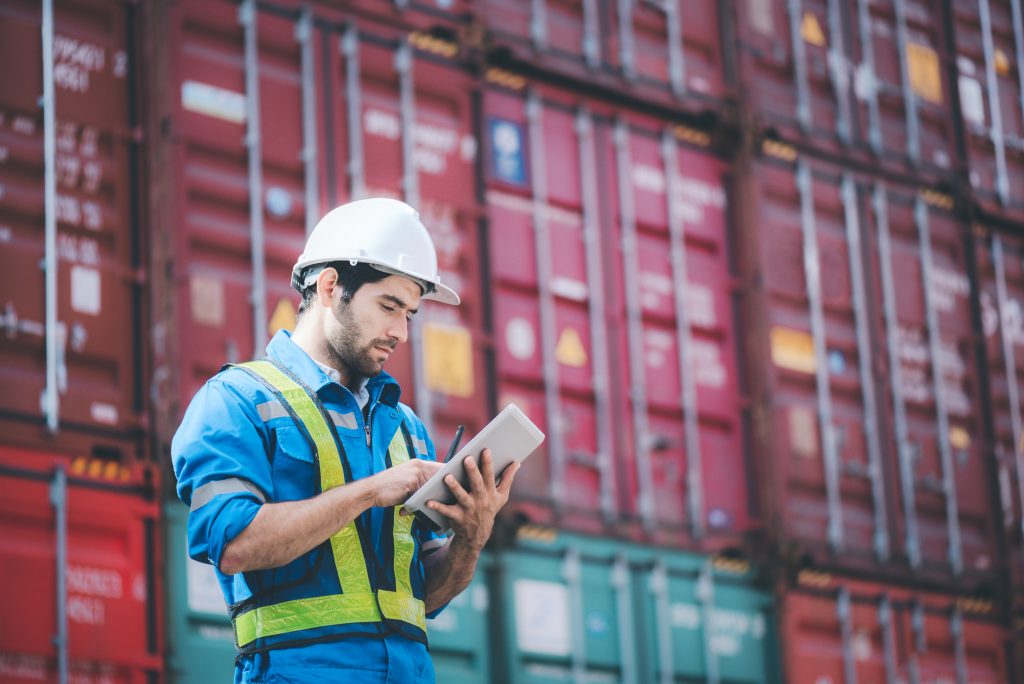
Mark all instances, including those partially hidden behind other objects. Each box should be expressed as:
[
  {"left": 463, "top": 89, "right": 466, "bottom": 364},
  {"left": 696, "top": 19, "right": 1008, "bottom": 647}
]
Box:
[
  {"left": 576, "top": 109, "right": 617, "bottom": 523},
  {"left": 296, "top": 9, "right": 318, "bottom": 236},
  {"left": 827, "top": 0, "right": 851, "bottom": 144},
  {"left": 915, "top": 197, "right": 963, "bottom": 573},
  {"left": 663, "top": 130, "right": 704, "bottom": 539},
  {"left": 240, "top": 0, "right": 267, "bottom": 354},
  {"left": 650, "top": 562, "right": 674, "bottom": 684},
  {"left": 893, "top": 0, "right": 921, "bottom": 164},
  {"left": 1011, "top": 0, "right": 1024, "bottom": 137},
  {"left": 397, "top": 41, "right": 433, "bottom": 437},
  {"left": 856, "top": 0, "right": 883, "bottom": 153},
  {"left": 837, "top": 587, "right": 857, "bottom": 684},
  {"left": 618, "top": 0, "right": 636, "bottom": 80},
  {"left": 527, "top": 92, "right": 567, "bottom": 509},
  {"left": 51, "top": 467, "right": 68, "bottom": 684},
  {"left": 697, "top": 560, "right": 719, "bottom": 684},
  {"left": 665, "top": 0, "right": 686, "bottom": 97},
  {"left": 842, "top": 174, "right": 889, "bottom": 560},
  {"left": 611, "top": 554, "right": 636, "bottom": 684},
  {"left": 879, "top": 596, "right": 898, "bottom": 684},
  {"left": 797, "top": 162, "right": 844, "bottom": 551},
  {"left": 993, "top": 236, "right": 1024, "bottom": 540},
  {"left": 875, "top": 184, "right": 921, "bottom": 567},
  {"left": 909, "top": 600, "right": 924, "bottom": 684},
  {"left": 582, "top": 0, "right": 600, "bottom": 68},
  {"left": 563, "top": 549, "right": 586, "bottom": 684},
  {"left": 787, "top": 0, "right": 812, "bottom": 131},
  {"left": 42, "top": 0, "right": 60, "bottom": 433},
  {"left": 531, "top": 0, "right": 547, "bottom": 50},
  {"left": 341, "top": 25, "right": 365, "bottom": 200},
  {"left": 951, "top": 607, "right": 967, "bottom": 684},
  {"left": 979, "top": 0, "right": 1010, "bottom": 206},
  {"left": 614, "top": 120, "right": 656, "bottom": 533}
]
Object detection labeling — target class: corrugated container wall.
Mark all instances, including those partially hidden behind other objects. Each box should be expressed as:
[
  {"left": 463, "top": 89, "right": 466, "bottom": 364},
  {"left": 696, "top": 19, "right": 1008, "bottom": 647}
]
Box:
[
  {"left": 951, "top": 0, "right": 1024, "bottom": 223},
  {"left": 148, "top": 0, "right": 491, "bottom": 462},
  {"left": 0, "top": 0, "right": 146, "bottom": 461},
  {"left": 482, "top": 78, "right": 753, "bottom": 551},
  {"left": 732, "top": 0, "right": 962, "bottom": 185},
  {"left": 780, "top": 574, "right": 1010, "bottom": 682},
  {"left": 734, "top": 144, "right": 1000, "bottom": 589},
  {"left": 0, "top": 446, "right": 163, "bottom": 683}
]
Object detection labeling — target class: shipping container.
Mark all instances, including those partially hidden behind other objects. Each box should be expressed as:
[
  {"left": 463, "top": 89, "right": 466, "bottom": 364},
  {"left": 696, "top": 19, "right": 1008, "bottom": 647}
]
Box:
[
  {"left": 780, "top": 573, "right": 1010, "bottom": 683},
  {"left": 972, "top": 226, "right": 1024, "bottom": 588},
  {"left": 734, "top": 145, "right": 1000, "bottom": 587},
  {"left": 732, "top": 0, "right": 961, "bottom": 184},
  {"left": 165, "top": 502, "right": 492, "bottom": 683},
  {"left": 482, "top": 79, "right": 752, "bottom": 550},
  {"left": 490, "top": 527, "right": 779, "bottom": 683},
  {"left": 0, "top": 0, "right": 146, "bottom": 451},
  {"left": 147, "top": 0, "right": 490, "bottom": 459},
  {"left": 0, "top": 444, "right": 162, "bottom": 683},
  {"left": 951, "top": 0, "right": 1024, "bottom": 223},
  {"left": 475, "top": 0, "right": 731, "bottom": 115}
]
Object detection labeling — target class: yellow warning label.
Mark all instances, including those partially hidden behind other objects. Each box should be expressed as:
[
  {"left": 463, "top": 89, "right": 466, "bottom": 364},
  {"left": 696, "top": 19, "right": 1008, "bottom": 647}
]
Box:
[
  {"left": 949, "top": 426, "right": 971, "bottom": 450},
  {"left": 771, "top": 327, "right": 816, "bottom": 374},
  {"left": 423, "top": 322, "right": 475, "bottom": 398},
  {"left": 801, "top": 12, "right": 827, "bottom": 47},
  {"left": 268, "top": 297, "right": 297, "bottom": 335},
  {"left": 906, "top": 42, "right": 943, "bottom": 104},
  {"left": 789, "top": 406, "right": 819, "bottom": 459},
  {"left": 994, "top": 48, "right": 1011, "bottom": 77},
  {"left": 190, "top": 274, "right": 225, "bottom": 327},
  {"left": 555, "top": 327, "right": 588, "bottom": 368}
]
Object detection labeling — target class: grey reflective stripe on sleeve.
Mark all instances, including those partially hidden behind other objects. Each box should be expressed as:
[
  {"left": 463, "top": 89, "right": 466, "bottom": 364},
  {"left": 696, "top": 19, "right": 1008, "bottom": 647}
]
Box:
[
  {"left": 411, "top": 435, "right": 429, "bottom": 457},
  {"left": 420, "top": 536, "right": 451, "bottom": 555},
  {"left": 328, "top": 409, "right": 359, "bottom": 430},
  {"left": 190, "top": 478, "right": 266, "bottom": 511},
  {"left": 256, "top": 400, "right": 289, "bottom": 422}
]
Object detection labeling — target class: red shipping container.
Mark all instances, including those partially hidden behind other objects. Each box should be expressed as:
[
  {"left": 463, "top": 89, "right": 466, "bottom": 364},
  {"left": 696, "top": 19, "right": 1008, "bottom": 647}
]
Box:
[
  {"left": 0, "top": 445, "right": 162, "bottom": 683},
  {"left": 732, "top": 0, "right": 960, "bottom": 183},
  {"left": 475, "top": 0, "right": 729, "bottom": 113},
  {"left": 736, "top": 147, "right": 998, "bottom": 587},
  {"left": 781, "top": 575, "right": 1010, "bottom": 683},
  {"left": 973, "top": 227, "right": 1024, "bottom": 587},
  {"left": 150, "top": 0, "right": 490, "bottom": 453},
  {"left": 483, "top": 81, "right": 751, "bottom": 550},
  {"left": 0, "top": 0, "right": 145, "bottom": 445},
  {"left": 951, "top": 0, "right": 1024, "bottom": 223}
]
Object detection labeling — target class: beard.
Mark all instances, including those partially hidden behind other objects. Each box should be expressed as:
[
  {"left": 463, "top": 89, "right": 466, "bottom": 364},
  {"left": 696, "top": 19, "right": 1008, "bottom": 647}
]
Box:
[{"left": 324, "top": 298, "right": 397, "bottom": 381}]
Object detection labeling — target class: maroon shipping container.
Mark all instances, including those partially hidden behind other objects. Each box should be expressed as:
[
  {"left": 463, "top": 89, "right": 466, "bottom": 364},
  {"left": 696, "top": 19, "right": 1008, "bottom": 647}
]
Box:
[
  {"left": 0, "top": 0, "right": 145, "bottom": 446},
  {"left": 973, "top": 227, "right": 1024, "bottom": 587},
  {"left": 736, "top": 147, "right": 998, "bottom": 587},
  {"left": 951, "top": 0, "right": 1024, "bottom": 223},
  {"left": 483, "top": 80, "right": 752, "bottom": 550},
  {"left": 732, "top": 0, "right": 960, "bottom": 183},
  {"left": 150, "top": 0, "right": 490, "bottom": 454},
  {"left": 475, "top": 0, "right": 730, "bottom": 114},
  {"left": 781, "top": 575, "right": 1009, "bottom": 683},
  {"left": 0, "top": 445, "right": 162, "bottom": 683}
]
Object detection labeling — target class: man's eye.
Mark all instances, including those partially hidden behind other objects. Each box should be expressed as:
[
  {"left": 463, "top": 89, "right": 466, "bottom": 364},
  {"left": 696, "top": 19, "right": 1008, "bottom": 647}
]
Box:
[{"left": 381, "top": 304, "right": 395, "bottom": 313}]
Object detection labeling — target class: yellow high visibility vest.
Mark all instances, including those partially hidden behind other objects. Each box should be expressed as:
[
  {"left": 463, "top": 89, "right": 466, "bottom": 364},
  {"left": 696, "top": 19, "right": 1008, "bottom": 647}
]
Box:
[{"left": 230, "top": 360, "right": 426, "bottom": 649}]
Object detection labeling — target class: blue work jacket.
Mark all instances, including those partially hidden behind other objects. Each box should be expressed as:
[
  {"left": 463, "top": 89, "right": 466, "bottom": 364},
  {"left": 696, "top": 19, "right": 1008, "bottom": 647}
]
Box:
[{"left": 171, "top": 330, "right": 449, "bottom": 683}]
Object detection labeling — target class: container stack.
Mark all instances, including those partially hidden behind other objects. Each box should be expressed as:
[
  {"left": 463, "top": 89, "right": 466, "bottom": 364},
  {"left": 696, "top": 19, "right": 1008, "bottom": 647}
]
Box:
[{"left": 1, "top": 0, "right": 1023, "bottom": 682}]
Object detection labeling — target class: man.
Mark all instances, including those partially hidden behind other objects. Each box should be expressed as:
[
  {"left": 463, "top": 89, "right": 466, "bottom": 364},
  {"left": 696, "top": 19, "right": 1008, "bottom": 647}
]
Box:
[{"left": 172, "top": 198, "right": 519, "bottom": 683}]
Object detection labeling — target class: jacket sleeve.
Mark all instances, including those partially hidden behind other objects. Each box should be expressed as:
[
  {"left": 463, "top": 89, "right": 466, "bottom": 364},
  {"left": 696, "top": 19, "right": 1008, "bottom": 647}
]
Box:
[{"left": 171, "top": 373, "right": 272, "bottom": 569}]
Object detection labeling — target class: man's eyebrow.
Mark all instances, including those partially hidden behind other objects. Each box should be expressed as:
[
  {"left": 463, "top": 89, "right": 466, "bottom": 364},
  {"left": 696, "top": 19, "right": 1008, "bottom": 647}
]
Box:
[{"left": 380, "top": 293, "right": 418, "bottom": 315}]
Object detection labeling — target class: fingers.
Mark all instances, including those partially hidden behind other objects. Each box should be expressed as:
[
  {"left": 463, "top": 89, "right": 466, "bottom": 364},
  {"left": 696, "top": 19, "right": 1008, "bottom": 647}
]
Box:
[
  {"left": 464, "top": 455, "right": 486, "bottom": 493},
  {"left": 496, "top": 461, "right": 520, "bottom": 496},
  {"left": 479, "top": 449, "right": 496, "bottom": 488},
  {"left": 444, "top": 473, "right": 473, "bottom": 507},
  {"left": 427, "top": 499, "right": 463, "bottom": 522}
]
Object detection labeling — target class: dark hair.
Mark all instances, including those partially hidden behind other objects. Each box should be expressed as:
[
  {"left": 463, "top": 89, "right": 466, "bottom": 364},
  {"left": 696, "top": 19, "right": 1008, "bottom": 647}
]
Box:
[{"left": 296, "top": 262, "right": 390, "bottom": 317}]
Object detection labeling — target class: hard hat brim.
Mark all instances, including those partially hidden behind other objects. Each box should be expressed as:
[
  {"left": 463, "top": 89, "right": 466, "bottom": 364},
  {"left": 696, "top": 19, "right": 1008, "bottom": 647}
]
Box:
[{"left": 423, "top": 281, "right": 461, "bottom": 306}]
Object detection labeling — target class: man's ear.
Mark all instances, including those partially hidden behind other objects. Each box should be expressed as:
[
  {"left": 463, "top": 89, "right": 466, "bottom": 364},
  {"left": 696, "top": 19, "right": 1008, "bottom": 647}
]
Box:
[{"left": 316, "top": 267, "right": 339, "bottom": 309}]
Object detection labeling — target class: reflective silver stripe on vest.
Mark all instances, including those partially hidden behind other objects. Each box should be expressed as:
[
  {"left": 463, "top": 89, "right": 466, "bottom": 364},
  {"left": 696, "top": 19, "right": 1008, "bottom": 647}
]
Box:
[
  {"left": 420, "top": 536, "right": 450, "bottom": 555},
  {"left": 191, "top": 477, "right": 266, "bottom": 511},
  {"left": 328, "top": 409, "right": 359, "bottom": 430},
  {"left": 256, "top": 400, "right": 289, "bottom": 422},
  {"left": 410, "top": 435, "right": 429, "bottom": 458}
]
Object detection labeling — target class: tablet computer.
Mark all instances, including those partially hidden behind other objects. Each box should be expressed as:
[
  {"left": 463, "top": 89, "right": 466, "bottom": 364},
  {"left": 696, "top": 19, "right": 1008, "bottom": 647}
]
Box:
[{"left": 403, "top": 403, "right": 545, "bottom": 532}]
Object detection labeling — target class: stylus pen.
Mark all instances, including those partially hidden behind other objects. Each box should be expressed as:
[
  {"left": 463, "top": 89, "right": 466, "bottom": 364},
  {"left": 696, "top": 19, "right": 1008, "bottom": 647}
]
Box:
[{"left": 444, "top": 425, "right": 465, "bottom": 463}]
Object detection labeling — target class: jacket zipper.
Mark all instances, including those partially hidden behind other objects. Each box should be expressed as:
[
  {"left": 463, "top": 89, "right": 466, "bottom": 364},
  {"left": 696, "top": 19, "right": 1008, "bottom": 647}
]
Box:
[{"left": 364, "top": 402, "right": 378, "bottom": 448}]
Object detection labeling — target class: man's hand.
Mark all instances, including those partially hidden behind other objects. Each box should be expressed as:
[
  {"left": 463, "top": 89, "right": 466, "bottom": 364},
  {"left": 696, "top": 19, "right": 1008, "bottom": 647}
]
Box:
[
  {"left": 370, "top": 458, "right": 443, "bottom": 508},
  {"left": 427, "top": 449, "right": 519, "bottom": 551}
]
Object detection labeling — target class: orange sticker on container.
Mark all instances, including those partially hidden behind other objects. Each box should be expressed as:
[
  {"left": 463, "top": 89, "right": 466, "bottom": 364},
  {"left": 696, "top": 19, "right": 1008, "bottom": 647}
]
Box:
[
  {"left": 949, "top": 426, "right": 971, "bottom": 450},
  {"left": 423, "top": 322, "right": 474, "bottom": 398},
  {"left": 801, "top": 12, "right": 827, "bottom": 47},
  {"left": 555, "top": 327, "right": 588, "bottom": 368},
  {"left": 994, "top": 48, "right": 1011, "bottom": 77},
  {"left": 906, "top": 42, "right": 943, "bottom": 104},
  {"left": 771, "top": 327, "right": 816, "bottom": 374},
  {"left": 268, "top": 297, "right": 297, "bottom": 335}
]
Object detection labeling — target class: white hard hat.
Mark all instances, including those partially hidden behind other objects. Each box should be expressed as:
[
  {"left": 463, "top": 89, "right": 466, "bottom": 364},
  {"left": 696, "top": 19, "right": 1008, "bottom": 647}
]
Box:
[{"left": 291, "top": 197, "right": 460, "bottom": 305}]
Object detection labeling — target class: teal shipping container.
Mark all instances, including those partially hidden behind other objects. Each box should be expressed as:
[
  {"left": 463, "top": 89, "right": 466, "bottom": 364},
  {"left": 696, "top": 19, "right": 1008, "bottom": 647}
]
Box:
[
  {"left": 164, "top": 503, "right": 491, "bottom": 682},
  {"left": 490, "top": 528, "right": 780, "bottom": 684}
]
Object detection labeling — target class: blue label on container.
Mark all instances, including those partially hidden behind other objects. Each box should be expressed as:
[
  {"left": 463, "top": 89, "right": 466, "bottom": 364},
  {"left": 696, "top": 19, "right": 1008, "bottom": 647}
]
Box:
[
  {"left": 828, "top": 349, "right": 846, "bottom": 375},
  {"left": 489, "top": 117, "right": 527, "bottom": 186}
]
